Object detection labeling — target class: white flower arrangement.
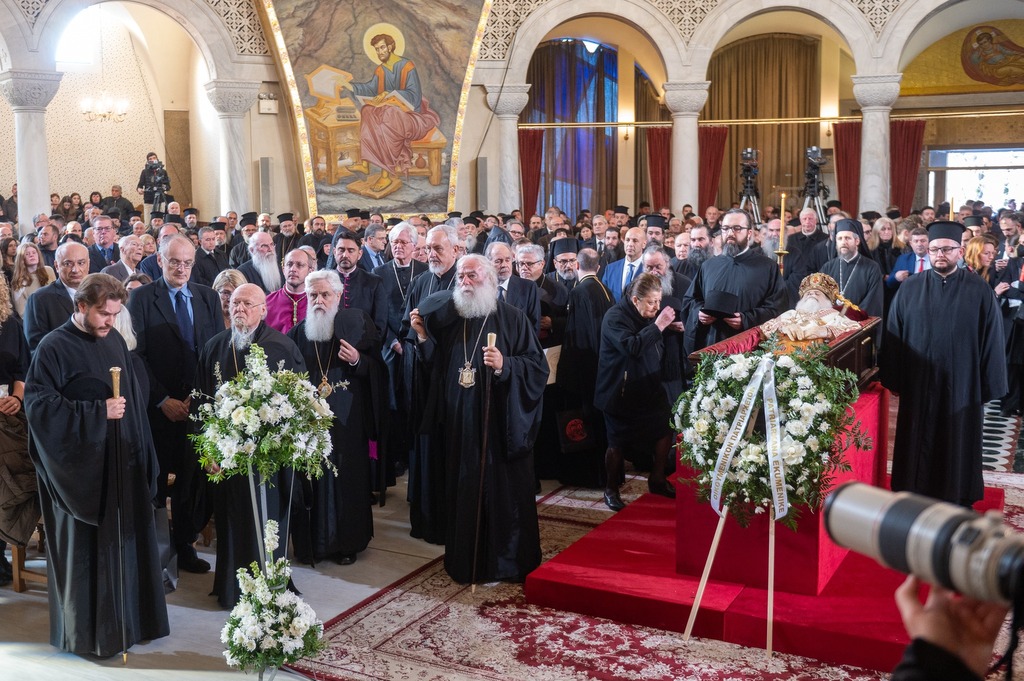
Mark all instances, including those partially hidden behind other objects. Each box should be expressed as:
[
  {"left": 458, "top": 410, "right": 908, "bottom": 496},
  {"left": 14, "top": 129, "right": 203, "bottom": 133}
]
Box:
[
  {"left": 673, "top": 342, "right": 870, "bottom": 529},
  {"left": 220, "top": 520, "right": 326, "bottom": 674},
  {"left": 190, "top": 343, "right": 337, "bottom": 483}
]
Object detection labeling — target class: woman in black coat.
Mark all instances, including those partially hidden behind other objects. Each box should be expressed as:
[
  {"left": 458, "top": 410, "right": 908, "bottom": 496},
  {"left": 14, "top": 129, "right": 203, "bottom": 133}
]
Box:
[{"left": 593, "top": 273, "right": 677, "bottom": 511}]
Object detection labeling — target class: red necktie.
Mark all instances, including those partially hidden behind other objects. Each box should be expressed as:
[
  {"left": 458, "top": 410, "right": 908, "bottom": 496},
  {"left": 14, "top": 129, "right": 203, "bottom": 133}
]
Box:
[{"left": 916, "top": 258, "right": 923, "bottom": 273}]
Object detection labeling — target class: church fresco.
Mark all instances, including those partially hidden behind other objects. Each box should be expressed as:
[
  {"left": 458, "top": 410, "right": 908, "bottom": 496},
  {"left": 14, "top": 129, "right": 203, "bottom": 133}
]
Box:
[
  {"left": 260, "top": 0, "right": 490, "bottom": 220},
  {"left": 901, "top": 21, "right": 1024, "bottom": 96}
]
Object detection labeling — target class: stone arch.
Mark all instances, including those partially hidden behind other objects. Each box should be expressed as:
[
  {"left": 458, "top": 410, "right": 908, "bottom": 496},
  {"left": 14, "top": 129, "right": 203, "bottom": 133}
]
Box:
[
  {"left": 688, "top": 0, "right": 876, "bottom": 77},
  {"left": 503, "top": 0, "right": 688, "bottom": 85},
  {"left": 1, "top": 0, "right": 263, "bottom": 81}
]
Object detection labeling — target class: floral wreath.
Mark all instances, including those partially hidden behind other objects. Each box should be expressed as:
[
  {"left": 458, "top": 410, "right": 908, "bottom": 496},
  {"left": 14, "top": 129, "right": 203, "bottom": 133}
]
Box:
[{"left": 673, "top": 341, "right": 870, "bottom": 529}]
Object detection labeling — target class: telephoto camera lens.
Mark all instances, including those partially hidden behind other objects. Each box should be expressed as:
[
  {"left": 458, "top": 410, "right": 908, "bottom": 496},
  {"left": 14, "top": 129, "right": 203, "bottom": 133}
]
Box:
[{"left": 824, "top": 482, "right": 1024, "bottom": 606}]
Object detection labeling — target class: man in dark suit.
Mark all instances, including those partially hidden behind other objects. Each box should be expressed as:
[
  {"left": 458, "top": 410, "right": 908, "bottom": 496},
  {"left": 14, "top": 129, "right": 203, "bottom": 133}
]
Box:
[
  {"left": 191, "top": 225, "right": 229, "bottom": 288},
  {"left": 333, "top": 231, "right": 388, "bottom": 337},
  {"left": 886, "top": 227, "right": 931, "bottom": 290},
  {"left": 128, "top": 234, "right": 224, "bottom": 574},
  {"left": 101, "top": 234, "right": 144, "bottom": 282},
  {"left": 359, "top": 224, "right": 389, "bottom": 272},
  {"left": 487, "top": 241, "right": 540, "bottom": 334},
  {"left": 87, "top": 215, "right": 121, "bottom": 273},
  {"left": 24, "top": 241, "right": 87, "bottom": 351}
]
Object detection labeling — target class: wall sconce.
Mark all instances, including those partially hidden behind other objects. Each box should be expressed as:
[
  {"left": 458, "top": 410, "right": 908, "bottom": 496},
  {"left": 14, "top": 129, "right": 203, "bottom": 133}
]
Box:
[{"left": 81, "top": 94, "right": 129, "bottom": 123}]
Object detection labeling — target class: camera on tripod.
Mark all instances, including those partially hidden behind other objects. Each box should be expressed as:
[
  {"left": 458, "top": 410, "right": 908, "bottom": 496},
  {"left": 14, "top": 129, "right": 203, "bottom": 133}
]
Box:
[
  {"left": 806, "top": 146, "right": 827, "bottom": 168},
  {"left": 146, "top": 159, "right": 164, "bottom": 171},
  {"left": 741, "top": 148, "right": 758, "bottom": 165},
  {"left": 824, "top": 482, "right": 1024, "bottom": 606}
]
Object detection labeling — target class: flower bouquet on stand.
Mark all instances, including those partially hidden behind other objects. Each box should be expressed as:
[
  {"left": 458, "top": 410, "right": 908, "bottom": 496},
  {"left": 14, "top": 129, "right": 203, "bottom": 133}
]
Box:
[
  {"left": 191, "top": 344, "right": 336, "bottom": 676},
  {"left": 673, "top": 340, "right": 871, "bottom": 655}
]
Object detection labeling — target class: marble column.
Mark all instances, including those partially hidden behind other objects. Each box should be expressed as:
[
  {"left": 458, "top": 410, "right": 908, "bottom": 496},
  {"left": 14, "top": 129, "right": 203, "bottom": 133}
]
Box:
[
  {"left": 204, "top": 80, "right": 261, "bottom": 214},
  {"left": 485, "top": 84, "right": 531, "bottom": 213},
  {"left": 0, "top": 70, "right": 62, "bottom": 236},
  {"left": 852, "top": 74, "right": 902, "bottom": 215},
  {"left": 663, "top": 81, "right": 709, "bottom": 212}
]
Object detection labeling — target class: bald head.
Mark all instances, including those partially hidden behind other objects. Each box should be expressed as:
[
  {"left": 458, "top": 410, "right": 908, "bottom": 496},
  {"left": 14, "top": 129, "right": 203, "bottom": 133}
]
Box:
[{"left": 623, "top": 227, "right": 647, "bottom": 260}]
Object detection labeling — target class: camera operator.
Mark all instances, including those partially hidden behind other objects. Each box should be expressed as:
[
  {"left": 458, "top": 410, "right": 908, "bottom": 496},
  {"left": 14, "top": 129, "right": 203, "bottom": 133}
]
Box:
[
  {"left": 136, "top": 151, "right": 170, "bottom": 214},
  {"left": 892, "top": 575, "right": 1007, "bottom": 681}
]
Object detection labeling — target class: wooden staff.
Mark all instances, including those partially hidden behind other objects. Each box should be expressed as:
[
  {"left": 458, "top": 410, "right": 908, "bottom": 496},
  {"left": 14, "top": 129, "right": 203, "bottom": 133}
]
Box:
[
  {"left": 684, "top": 505, "right": 729, "bottom": 640},
  {"left": 767, "top": 508, "right": 777, "bottom": 659},
  {"left": 110, "top": 366, "right": 128, "bottom": 665},
  {"left": 471, "top": 332, "right": 497, "bottom": 594}
]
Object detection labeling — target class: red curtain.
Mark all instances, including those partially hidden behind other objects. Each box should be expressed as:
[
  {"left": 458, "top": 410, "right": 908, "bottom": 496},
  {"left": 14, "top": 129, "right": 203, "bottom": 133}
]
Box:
[
  {"left": 646, "top": 126, "right": 672, "bottom": 210},
  {"left": 889, "top": 119, "right": 926, "bottom": 217},
  {"left": 832, "top": 121, "right": 862, "bottom": 214},
  {"left": 698, "top": 126, "right": 728, "bottom": 213},
  {"left": 518, "top": 129, "right": 544, "bottom": 216}
]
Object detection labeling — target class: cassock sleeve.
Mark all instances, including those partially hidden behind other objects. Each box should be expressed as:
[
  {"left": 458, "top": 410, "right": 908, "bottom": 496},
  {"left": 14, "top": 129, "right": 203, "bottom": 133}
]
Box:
[
  {"left": 979, "top": 288, "right": 1008, "bottom": 402},
  {"left": 25, "top": 336, "right": 112, "bottom": 526},
  {"left": 739, "top": 263, "right": 787, "bottom": 330},
  {"left": 881, "top": 287, "right": 907, "bottom": 395},
  {"left": 493, "top": 306, "right": 549, "bottom": 459},
  {"left": 890, "top": 639, "right": 981, "bottom": 681}
]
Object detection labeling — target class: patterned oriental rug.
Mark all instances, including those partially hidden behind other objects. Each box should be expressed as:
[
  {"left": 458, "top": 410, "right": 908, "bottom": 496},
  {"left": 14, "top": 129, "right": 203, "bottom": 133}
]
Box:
[{"left": 287, "top": 476, "right": 1024, "bottom": 681}]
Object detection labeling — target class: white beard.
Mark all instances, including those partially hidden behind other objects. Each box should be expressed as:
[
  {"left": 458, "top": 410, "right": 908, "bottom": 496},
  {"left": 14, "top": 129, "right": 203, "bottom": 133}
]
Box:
[
  {"left": 796, "top": 295, "right": 833, "bottom": 314},
  {"left": 659, "top": 272, "right": 673, "bottom": 297},
  {"left": 252, "top": 251, "right": 282, "bottom": 292},
  {"left": 304, "top": 303, "right": 339, "bottom": 342},
  {"left": 231, "top": 323, "right": 258, "bottom": 350},
  {"left": 453, "top": 281, "right": 499, "bottom": 318}
]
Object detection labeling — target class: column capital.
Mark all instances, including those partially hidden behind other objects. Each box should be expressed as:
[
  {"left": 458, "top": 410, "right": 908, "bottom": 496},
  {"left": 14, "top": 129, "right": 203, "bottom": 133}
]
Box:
[
  {"left": 204, "top": 80, "right": 261, "bottom": 117},
  {"left": 485, "top": 83, "right": 531, "bottom": 119},
  {"left": 852, "top": 74, "right": 901, "bottom": 110},
  {"left": 0, "top": 70, "right": 62, "bottom": 112},
  {"left": 663, "top": 81, "right": 710, "bottom": 115}
]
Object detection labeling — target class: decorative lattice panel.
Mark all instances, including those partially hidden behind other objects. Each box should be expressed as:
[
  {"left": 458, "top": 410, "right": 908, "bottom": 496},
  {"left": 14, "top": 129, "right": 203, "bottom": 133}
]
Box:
[{"left": 206, "top": 0, "right": 270, "bottom": 56}]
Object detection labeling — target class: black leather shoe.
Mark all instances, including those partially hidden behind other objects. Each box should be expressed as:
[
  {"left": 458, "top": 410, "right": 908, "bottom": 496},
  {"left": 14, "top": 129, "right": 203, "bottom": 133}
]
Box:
[
  {"left": 337, "top": 554, "right": 357, "bottom": 566},
  {"left": 648, "top": 478, "right": 676, "bottom": 499},
  {"left": 604, "top": 489, "right": 625, "bottom": 512},
  {"left": 178, "top": 551, "right": 211, "bottom": 574}
]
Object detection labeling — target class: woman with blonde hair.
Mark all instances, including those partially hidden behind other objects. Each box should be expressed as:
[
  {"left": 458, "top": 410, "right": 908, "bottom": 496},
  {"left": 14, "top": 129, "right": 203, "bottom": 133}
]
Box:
[
  {"left": 11, "top": 242, "right": 55, "bottom": 317},
  {"left": 212, "top": 269, "right": 246, "bottom": 329}
]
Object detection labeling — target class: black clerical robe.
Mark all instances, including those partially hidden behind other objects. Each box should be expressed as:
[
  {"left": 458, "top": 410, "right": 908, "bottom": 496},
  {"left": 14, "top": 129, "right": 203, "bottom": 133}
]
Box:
[
  {"left": 195, "top": 323, "right": 305, "bottom": 608},
  {"left": 418, "top": 293, "right": 548, "bottom": 583},
  {"left": 882, "top": 268, "right": 1007, "bottom": 506},
  {"left": 555, "top": 274, "right": 614, "bottom": 486},
  {"left": 820, "top": 254, "right": 884, "bottom": 320},
  {"left": 287, "top": 310, "right": 386, "bottom": 561},
  {"left": 26, "top": 320, "right": 168, "bottom": 655},
  {"left": 402, "top": 266, "right": 456, "bottom": 544},
  {"left": 682, "top": 249, "right": 786, "bottom": 355}
]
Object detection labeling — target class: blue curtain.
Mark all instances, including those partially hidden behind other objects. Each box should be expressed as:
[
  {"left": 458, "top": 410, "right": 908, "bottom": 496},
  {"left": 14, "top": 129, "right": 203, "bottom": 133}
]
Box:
[{"left": 523, "top": 40, "right": 618, "bottom": 218}]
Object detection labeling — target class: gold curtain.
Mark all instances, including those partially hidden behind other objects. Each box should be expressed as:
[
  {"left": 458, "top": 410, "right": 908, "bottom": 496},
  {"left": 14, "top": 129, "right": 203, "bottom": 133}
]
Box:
[
  {"left": 703, "top": 34, "right": 820, "bottom": 212},
  {"left": 634, "top": 68, "right": 671, "bottom": 211}
]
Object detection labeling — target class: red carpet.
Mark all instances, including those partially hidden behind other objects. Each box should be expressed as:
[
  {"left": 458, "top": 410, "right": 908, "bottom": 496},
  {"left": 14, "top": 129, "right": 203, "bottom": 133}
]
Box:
[{"left": 525, "top": 385, "right": 1008, "bottom": 672}]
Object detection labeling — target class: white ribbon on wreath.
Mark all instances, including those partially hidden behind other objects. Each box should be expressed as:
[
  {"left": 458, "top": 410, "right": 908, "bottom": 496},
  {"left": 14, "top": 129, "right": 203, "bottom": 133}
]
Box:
[{"left": 709, "top": 355, "right": 790, "bottom": 520}]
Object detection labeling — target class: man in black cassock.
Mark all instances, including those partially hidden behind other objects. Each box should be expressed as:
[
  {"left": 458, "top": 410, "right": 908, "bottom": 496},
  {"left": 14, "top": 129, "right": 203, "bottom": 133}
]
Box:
[
  {"left": 819, "top": 219, "right": 884, "bottom": 318},
  {"left": 195, "top": 283, "right": 306, "bottom": 608},
  {"left": 556, "top": 247, "right": 614, "bottom": 486},
  {"left": 410, "top": 254, "right": 547, "bottom": 583},
  {"left": 402, "top": 224, "right": 459, "bottom": 544},
  {"left": 287, "top": 270, "right": 386, "bottom": 564},
  {"left": 882, "top": 221, "right": 1007, "bottom": 507},
  {"left": 26, "top": 273, "right": 168, "bottom": 656},
  {"left": 682, "top": 208, "right": 786, "bottom": 355}
]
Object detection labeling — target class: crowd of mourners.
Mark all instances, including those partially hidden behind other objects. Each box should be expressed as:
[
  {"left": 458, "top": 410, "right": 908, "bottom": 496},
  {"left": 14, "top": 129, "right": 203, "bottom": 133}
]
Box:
[{"left": 0, "top": 180, "right": 1017, "bottom": 677}]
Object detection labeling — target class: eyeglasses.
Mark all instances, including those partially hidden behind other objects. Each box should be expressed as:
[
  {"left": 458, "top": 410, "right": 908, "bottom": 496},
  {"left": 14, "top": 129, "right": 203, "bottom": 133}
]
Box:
[
  {"left": 720, "top": 226, "right": 749, "bottom": 233},
  {"left": 166, "top": 259, "right": 195, "bottom": 269},
  {"left": 229, "top": 300, "right": 265, "bottom": 310},
  {"left": 927, "top": 246, "right": 960, "bottom": 255},
  {"left": 555, "top": 258, "right": 577, "bottom": 266},
  {"left": 517, "top": 260, "right": 540, "bottom": 269}
]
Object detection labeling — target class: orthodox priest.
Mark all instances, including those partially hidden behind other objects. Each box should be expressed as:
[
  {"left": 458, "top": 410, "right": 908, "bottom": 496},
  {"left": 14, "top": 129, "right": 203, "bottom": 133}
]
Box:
[
  {"left": 882, "top": 221, "right": 1006, "bottom": 506},
  {"left": 195, "top": 283, "right": 306, "bottom": 608},
  {"left": 402, "top": 224, "right": 459, "bottom": 544},
  {"left": 26, "top": 273, "right": 168, "bottom": 656},
  {"left": 287, "top": 270, "right": 386, "bottom": 565},
  {"left": 410, "top": 254, "right": 547, "bottom": 583},
  {"left": 682, "top": 208, "right": 786, "bottom": 355}
]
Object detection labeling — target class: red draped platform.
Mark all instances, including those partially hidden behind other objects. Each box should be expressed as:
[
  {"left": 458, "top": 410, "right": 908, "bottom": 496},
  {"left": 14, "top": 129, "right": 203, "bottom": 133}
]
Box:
[{"left": 525, "top": 384, "right": 1005, "bottom": 672}]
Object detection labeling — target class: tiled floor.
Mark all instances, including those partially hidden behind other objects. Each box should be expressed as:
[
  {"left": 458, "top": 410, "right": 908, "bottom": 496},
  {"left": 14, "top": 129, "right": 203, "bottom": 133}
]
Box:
[{"left": 0, "top": 476, "right": 478, "bottom": 680}]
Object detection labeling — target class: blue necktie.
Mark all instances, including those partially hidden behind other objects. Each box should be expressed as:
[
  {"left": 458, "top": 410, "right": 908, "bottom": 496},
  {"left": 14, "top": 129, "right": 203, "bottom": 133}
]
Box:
[
  {"left": 498, "top": 286, "right": 506, "bottom": 302},
  {"left": 175, "top": 290, "right": 195, "bottom": 351},
  {"left": 626, "top": 262, "right": 636, "bottom": 284}
]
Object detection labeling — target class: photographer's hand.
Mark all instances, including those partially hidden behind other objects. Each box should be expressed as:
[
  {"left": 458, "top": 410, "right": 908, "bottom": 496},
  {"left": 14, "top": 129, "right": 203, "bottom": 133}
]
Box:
[{"left": 895, "top": 575, "right": 1008, "bottom": 678}]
